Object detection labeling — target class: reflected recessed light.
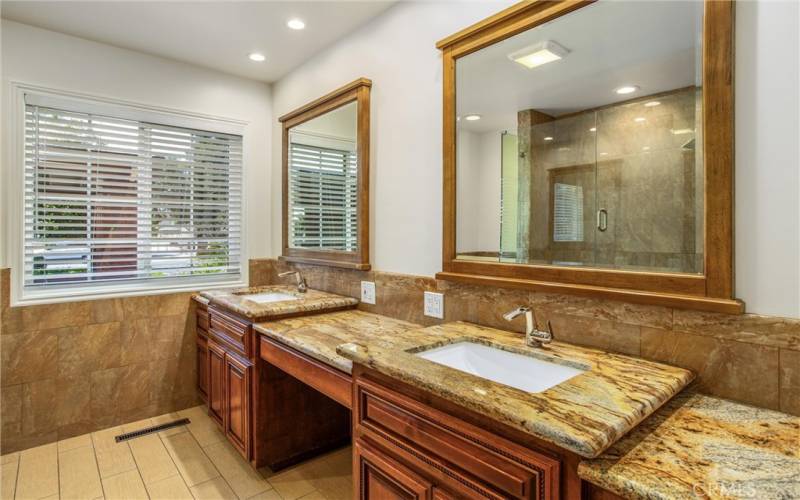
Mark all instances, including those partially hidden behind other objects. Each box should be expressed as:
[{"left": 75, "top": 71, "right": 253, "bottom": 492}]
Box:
[
  {"left": 589, "top": 127, "right": 597, "bottom": 132},
  {"left": 615, "top": 85, "right": 639, "bottom": 95},
  {"left": 544, "top": 136, "right": 554, "bottom": 141},
  {"left": 248, "top": 52, "right": 266, "bottom": 62},
  {"left": 508, "top": 40, "right": 570, "bottom": 69},
  {"left": 558, "top": 147, "right": 570, "bottom": 151},
  {"left": 464, "top": 114, "right": 481, "bottom": 121},
  {"left": 287, "top": 18, "right": 305, "bottom": 30},
  {"left": 642, "top": 146, "right": 651, "bottom": 151},
  {"left": 672, "top": 128, "right": 694, "bottom": 135},
  {"left": 599, "top": 152, "right": 608, "bottom": 156},
  {"left": 634, "top": 117, "right": 646, "bottom": 123},
  {"left": 644, "top": 101, "right": 661, "bottom": 107}
]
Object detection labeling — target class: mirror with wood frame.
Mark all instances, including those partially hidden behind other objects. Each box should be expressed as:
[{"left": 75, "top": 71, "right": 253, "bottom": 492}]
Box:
[
  {"left": 437, "top": 1, "right": 741, "bottom": 313},
  {"left": 279, "top": 78, "right": 371, "bottom": 270}
]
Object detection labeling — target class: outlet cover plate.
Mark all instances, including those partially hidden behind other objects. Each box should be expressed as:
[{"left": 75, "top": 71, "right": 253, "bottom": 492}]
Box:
[
  {"left": 424, "top": 291, "right": 444, "bottom": 319},
  {"left": 361, "top": 281, "right": 376, "bottom": 305}
]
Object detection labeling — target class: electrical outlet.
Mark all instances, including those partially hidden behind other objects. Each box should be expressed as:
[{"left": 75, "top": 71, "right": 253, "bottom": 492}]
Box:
[
  {"left": 424, "top": 291, "right": 444, "bottom": 319},
  {"left": 360, "top": 281, "right": 376, "bottom": 305}
]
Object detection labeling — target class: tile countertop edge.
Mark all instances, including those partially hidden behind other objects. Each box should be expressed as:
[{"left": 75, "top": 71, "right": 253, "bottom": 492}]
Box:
[{"left": 335, "top": 324, "right": 695, "bottom": 459}]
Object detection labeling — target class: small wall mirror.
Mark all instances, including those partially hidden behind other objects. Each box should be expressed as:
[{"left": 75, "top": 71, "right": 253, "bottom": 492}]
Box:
[
  {"left": 279, "top": 78, "right": 371, "bottom": 270},
  {"left": 438, "top": 1, "right": 738, "bottom": 312}
]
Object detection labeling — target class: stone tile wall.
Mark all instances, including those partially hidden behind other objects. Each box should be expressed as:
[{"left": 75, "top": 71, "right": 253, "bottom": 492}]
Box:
[
  {"left": 253, "top": 258, "right": 800, "bottom": 416},
  {"left": 0, "top": 269, "right": 201, "bottom": 453}
]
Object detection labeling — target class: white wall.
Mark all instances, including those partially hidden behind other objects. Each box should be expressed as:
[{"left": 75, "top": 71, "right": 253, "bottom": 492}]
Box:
[
  {"left": 1, "top": 20, "right": 273, "bottom": 278},
  {"left": 272, "top": 0, "right": 800, "bottom": 318}
]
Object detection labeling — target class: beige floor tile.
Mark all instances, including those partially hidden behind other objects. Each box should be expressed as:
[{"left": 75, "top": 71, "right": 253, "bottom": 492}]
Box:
[
  {"left": 268, "top": 465, "right": 317, "bottom": 500},
  {"left": 298, "top": 490, "right": 326, "bottom": 500},
  {"left": 161, "top": 431, "right": 219, "bottom": 486},
  {"left": 92, "top": 426, "right": 137, "bottom": 478},
  {"left": 151, "top": 411, "right": 188, "bottom": 437},
  {"left": 16, "top": 442, "right": 59, "bottom": 499},
  {"left": 203, "top": 440, "right": 272, "bottom": 499},
  {"left": 57, "top": 433, "right": 93, "bottom": 453},
  {"left": 59, "top": 445, "right": 103, "bottom": 499},
  {"left": 190, "top": 476, "right": 237, "bottom": 500},
  {"left": 102, "top": 469, "right": 148, "bottom": 500},
  {"left": 179, "top": 405, "right": 226, "bottom": 447},
  {"left": 128, "top": 433, "right": 178, "bottom": 484},
  {"left": 1, "top": 452, "right": 19, "bottom": 465},
  {"left": 305, "top": 457, "right": 351, "bottom": 500},
  {"left": 1, "top": 457, "right": 19, "bottom": 499},
  {"left": 249, "top": 489, "right": 284, "bottom": 500},
  {"left": 146, "top": 474, "right": 194, "bottom": 500},
  {"left": 120, "top": 417, "right": 154, "bottom": 434}
]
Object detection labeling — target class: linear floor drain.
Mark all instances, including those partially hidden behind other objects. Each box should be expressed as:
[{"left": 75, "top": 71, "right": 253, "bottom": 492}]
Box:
[{"left": 115, "top": 418, "right": 191, "bottom": 442}]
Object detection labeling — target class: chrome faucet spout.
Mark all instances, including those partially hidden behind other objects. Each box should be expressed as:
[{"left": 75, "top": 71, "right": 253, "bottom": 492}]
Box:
[
  {"left": 278, "top": 270, "right": 308, "bottom": 293},
  {"left": 502, "top": 305, "right": 553, "bottom": 347}
]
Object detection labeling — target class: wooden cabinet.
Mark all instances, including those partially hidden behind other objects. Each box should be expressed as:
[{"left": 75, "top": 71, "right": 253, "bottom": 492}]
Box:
[
  {"left": 224, "top": 351, "right": 252, "bottom": 458},
  {"left": 355, "top": 440, "right": 433, "bottom": 499},
  {"left": 196, "top": 304, "right": 210, "bottom": 404},
  {"left": 207, "top": 337, "right": 226, "bottom": 427}
]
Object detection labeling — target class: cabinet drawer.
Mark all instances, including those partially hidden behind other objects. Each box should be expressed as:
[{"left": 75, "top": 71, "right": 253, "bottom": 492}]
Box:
[
  {"left": 197, "top": 307, "right": 209, "bottom": 331},
  {"left": 355, "top": 378, "right": 560, "bottom": 499},
  {"left": 209, "top": 307, "right": 251, "bottom": 357}
]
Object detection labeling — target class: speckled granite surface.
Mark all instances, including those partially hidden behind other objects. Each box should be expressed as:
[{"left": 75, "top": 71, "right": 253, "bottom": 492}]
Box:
[
  {"left": 255, "top": 310, "right": 423, "bottom": 373},
  {"left": 578, "top": 390, "right": 800, "bottom": 500},
  {"left": 335, "top": 321, "right": 694, "bottom": 458},
  {"left": 200, "top": 285, "right": 358, "bottom": 321}
]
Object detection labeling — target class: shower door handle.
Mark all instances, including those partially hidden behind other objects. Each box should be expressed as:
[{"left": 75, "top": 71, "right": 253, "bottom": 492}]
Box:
[{"left": 597, "top": 209, "right": 608, "bottom": 232}]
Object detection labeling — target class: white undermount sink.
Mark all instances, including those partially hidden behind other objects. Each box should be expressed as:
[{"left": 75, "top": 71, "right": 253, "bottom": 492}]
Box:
[
  {"left": 242, "top": 292, "right": 299, "bottom": 304},
  {"left": 415, "top": 341, "right": 586, "bottom": 393}
]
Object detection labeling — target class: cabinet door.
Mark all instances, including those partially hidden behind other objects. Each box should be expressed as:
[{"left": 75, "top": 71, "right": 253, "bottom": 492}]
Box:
[
  {"left": 207, "top": 338, "right": 225, "bottom": 427},
  {"left": 196, "top": 333, "right": 209, "bottom": 403},
  {"left": 355, "top": 441, "right": 432, "bottom": 500},
  {"left": 224, "top": 351, "right": 252, "bottom": 459}
]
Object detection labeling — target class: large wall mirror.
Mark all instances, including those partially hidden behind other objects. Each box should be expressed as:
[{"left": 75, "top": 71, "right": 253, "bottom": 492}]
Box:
[
  {"left": 279, "top": 78, "right": 371, "bottom": 270},
  {"left": 438, "top": 1, "right": 739, "bottom": 312}
]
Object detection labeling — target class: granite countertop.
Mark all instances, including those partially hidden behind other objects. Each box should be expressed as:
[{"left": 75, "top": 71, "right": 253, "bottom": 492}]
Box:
[
  {"left": 333, "top": 321, "right": 694, "bottom": 458},
  {"left": 578, "top": 390, "right": 800, "bottom": 500},
  {"left": 254, "top": 310, "right": 425, "bottom": 373},
  {"left": 200, "top": 285, "right": 358, "bottom": 321}
]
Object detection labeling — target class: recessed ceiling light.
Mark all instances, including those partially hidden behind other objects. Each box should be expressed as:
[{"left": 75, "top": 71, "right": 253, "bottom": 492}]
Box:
[
  {"left": 508, "top": 40, "right": 570, "bottom": 69},
  {"left": 634, "top": 117, "right": 646, "bottom": 123},
  {"left": 589, "top": 127, "right": 597, "bottom": 132},
  {"left": 644, "top": 101, "right": 661, "bottom": 107},
  {"left": 671, "top": 128, "right": 694, "bottom": 135},
  {"left": 599, "top": 152, "right": 608, "bottom": 156},
  {"left": 615, "top": 85, "right": 639, "bottom": 95},
  {"left": 287, "top": 18, "right": 305, "bottom": 30},
  {"left": 464, "top": 114, "right": 481, "bottom": 121},
  {"left": 543, "top": 136, "right": 554, "bottom": 141},
  {"left": 248, "top": 52, "right": 266, "bottom": 62},
  {"left": 642, "top": 146, "right": 651, "bottom": 151}
]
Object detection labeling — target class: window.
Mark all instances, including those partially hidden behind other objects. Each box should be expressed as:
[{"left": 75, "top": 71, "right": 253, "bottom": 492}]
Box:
[
  {"left": 22, "top": 95, "right": 242, "bottom": 299},
  {"left": 287, "top": 134, "right": 357, "bottom": 251},
  {"left": 553, "top": 183, "right": 584, "bottom": 242}
]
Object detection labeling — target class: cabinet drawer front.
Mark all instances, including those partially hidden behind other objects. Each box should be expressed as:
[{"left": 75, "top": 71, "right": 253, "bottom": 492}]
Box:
[
  {"left": 356, "top": 440, "right": 432, "bottom": 499},
  {"left": 197, "top": 307, "right": 209, "bottom": 331},
  {"left": 224, "top": 351, "right": 252, "bottom": 460},
  {"left": 356, "top": 378, "right": 559, "bottom": 499},
  {"left": 209, "top": 307, "right": 250, "bottom": 357}
]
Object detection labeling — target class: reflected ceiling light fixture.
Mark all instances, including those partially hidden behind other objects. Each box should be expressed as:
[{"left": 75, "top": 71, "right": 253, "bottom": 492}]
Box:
[
  {"left": 248, "top": 52, "right": 266, "bottom": 62},
  {"left": 287, "top": 18, "right": 306, "bottom": 30},
  {"left": 589, "top": 127, "right": 597, "bottom": 132},
  {"left": 464, "top": 114, "right": 481, "bottom": 121},
  {"left": 508, "top": 40, "right": 570, "bottom": 69},
  {"left": 634, "top": 117, "right": 646, "bottom": 123},
  {"left": 543, "top": 136, "right": 554, "bottom": 141},
  {"left": 644, "top": 100, "right": 661, "bottom": 107},
  {"left": 615, "top": 85, "right": 639, "bottom": 95},
  {"left": 671, "top": 128, "right": 694, "bottom": 135}
]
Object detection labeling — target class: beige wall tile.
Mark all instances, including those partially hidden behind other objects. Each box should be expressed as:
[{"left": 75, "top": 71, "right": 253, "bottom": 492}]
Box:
[
  {"left": 59, "top": 444, "right": 103, "bottom": 499},
  {"left": 102, "top": 469, "right": 149, "bottom": 500},
  {"left": 146, "top": 474, "right": 194, "bottom": 500},
  {"left": 779, "top": 349, "right": 800, "bottom": 416},
  {"left": 1, "top": 384, "right": 22, "bottom": 438},
  {"left": 203, "top": 440, "right": 272, "bottom": 499},
  {"left": 1, "top": 329, "right": 59, "bottom": 385},
  {"left": 540, "top": 313, "right": 641, "bottom": 356},
  {"left": 90, "top": 298, "right": 125, "bottom": 324},
  {"left": 92, "top": 426, "right": 137, "bottom": 478},
  {"left": 190, "top": 476, "right": 237, "bottom": 500},
  {"left": 162, "top": 431, "right": 219, "bottom": 486},
  {"left": 58, "top": 322, "right": 121, "bottom": 378},
  {"left": 22, "top": 378, "right": 58, "bottom": 436},
  {"left": 129, "top": 434, "right": 179, "bottom": 484},
  {"left": 673, "top": 309, "right": 800, "bottom": 350},
  {"left": 16, "top": 442, "right": 59, "bottom": 499},
  {"left": 641, "top": 327, "right": 781, "bottom": 410},
  {"left": 56, "top": 375, "right": 92, "bottom": 428}
]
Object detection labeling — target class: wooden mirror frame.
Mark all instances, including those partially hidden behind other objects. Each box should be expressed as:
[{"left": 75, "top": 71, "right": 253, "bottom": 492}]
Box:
[
  {"left": 278, "top": 78, "right": 372, "bottom": 270},
  {"left": 436, "top": 1, "right": 742, "bottom": 313}
]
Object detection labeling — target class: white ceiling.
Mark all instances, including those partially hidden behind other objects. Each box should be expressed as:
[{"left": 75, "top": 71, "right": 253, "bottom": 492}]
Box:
[
  {"left": 456, "top": 0, "right": 703, "bottom": 133},
  {"left": 0, "top": 1, "right": 395, "bottom": 82}
]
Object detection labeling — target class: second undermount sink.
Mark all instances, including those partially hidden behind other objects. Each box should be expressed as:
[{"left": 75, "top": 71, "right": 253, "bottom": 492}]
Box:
[
  {"left": 415, "top": 341, "right": 586, "bottom": 393},
  {"left": 241, "top": 292, "right": 299, "bottom": 304}
]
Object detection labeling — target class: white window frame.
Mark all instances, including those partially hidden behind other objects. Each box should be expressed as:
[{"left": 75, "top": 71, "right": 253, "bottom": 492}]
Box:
[{"left": 6, "top": 82, "right": 249, "bottom": 305}]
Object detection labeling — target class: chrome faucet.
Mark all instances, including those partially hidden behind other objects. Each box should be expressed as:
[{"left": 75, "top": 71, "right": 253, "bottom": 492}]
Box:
[
  {"left": 278, "top": 270, "right": 307, "bottom": 293},
  {"left": 502, "top": 306, "right": 553, "bottom": 347}
]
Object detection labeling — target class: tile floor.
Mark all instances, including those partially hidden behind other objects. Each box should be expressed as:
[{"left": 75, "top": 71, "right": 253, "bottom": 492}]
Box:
[{"left": 0, "top": 405, "right": 352, "bottom": 500}]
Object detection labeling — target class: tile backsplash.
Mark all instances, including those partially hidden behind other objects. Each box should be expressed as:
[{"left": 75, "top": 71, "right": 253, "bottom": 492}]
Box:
[{"left": 254, "top": 258, "right": 800, "bottom": 416}]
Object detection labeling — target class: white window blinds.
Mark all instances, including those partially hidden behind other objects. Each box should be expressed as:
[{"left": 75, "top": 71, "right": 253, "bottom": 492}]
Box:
[
  {"left": 288, "top": 140, "right": 357, "bottom": 251},
  {"left": 553, "top": 183, "right": 584, "bottom": 242},
  {"left": 23, "top": 103, "right": 242, "bottom": 292}
]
